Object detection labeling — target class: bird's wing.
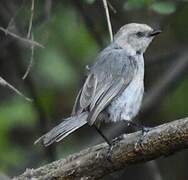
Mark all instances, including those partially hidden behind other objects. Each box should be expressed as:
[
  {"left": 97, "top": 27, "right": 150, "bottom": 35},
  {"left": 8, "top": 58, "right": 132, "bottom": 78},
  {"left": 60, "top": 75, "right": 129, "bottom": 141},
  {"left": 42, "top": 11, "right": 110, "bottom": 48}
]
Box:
[
  {"left": 72, "top": 45, "right": 137, "bottom": 124},
  {"left": 72, "top": 73, "right": 97, "bottom": 115},
  {"left": 71, "top": 87, "right": 83, "bottom": 115},
  {"left": 87, "top": 77, "right": 125, "bottom": 125}
]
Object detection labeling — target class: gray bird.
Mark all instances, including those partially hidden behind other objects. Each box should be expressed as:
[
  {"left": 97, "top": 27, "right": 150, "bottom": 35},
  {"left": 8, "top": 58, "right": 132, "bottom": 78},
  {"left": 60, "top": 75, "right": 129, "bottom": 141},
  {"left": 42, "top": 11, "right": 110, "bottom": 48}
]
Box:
[{"left": 35, "top": 23, "right": 161, "bottom": 146}]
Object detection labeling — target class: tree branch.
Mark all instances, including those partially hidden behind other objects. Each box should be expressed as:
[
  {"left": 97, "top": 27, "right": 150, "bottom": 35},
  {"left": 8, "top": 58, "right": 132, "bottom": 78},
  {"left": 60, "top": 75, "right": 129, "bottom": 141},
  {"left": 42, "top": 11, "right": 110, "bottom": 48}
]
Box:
[
  {"left": 0, "top": 27, "right": 44, "bottom": 48},
  {"left": 15, "top": 117, "right": 188, "bottom": 180}
]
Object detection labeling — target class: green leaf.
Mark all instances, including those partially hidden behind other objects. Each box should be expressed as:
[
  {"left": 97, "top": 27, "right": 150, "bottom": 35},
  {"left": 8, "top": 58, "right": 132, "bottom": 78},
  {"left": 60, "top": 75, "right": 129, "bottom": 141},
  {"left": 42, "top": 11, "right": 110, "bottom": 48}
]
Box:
[{"left": 151, "top": 2, "right": 176, "bottom": 15}]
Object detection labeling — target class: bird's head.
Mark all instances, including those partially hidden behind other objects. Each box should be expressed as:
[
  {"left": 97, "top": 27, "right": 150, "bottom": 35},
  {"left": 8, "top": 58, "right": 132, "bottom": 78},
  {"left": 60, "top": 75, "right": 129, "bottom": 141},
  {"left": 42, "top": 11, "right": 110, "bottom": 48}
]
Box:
[{"left": 114, "top": 23, "right": 161, "bottom": 54}]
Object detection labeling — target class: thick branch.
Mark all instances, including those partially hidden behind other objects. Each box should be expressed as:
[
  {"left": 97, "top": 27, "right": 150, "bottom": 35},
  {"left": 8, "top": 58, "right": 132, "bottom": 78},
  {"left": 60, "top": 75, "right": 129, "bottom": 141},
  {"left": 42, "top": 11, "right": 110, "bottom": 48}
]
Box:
[{"left": 15, "top": 117, "right": 188, "bottom": 180}]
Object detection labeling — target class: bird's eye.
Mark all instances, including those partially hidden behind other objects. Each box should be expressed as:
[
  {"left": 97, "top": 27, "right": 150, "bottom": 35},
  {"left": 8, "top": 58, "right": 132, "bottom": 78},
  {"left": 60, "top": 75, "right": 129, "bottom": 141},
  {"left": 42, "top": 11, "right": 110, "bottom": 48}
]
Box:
[{"left": 136, "top": 31, "right": 145, "bottom": 38}]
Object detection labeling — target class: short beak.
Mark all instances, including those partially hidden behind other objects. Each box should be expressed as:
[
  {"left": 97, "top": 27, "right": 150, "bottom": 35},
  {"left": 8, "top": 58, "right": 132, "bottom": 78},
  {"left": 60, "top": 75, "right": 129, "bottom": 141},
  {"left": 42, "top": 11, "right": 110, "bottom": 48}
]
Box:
[{"left": 148, "top": 29, "right": 162, "bottom": 37}]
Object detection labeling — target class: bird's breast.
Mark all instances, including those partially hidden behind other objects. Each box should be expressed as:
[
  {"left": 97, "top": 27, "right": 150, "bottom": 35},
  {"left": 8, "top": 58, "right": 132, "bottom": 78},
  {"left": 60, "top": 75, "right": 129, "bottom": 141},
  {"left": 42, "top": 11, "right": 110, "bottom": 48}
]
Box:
[{"left": 107, "top": 59, "right": 144, "bottom": 122}]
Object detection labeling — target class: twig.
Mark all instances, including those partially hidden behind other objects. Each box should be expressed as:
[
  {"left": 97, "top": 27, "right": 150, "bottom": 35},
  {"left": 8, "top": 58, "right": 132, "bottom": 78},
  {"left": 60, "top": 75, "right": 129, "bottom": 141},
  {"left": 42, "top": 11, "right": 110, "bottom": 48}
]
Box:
[
  {"left": 107, "top": 0, "right": 117, "bottom": 14},
  {"left": 6, "top": 17, "right": 16, "bottom": 33},
  {"left": 0, "top": 77, "right": 32, "bottom": 102},
  {"left": 102, "top": 0, "right": 113, "bottom": 42},
  {"left": 23, "top": 0, "right": 35, "bottom": 79},
  {"left": 15, "top": 116, "right": 188, "bottom": 179},
  {"left": 27, "top": 0, "right": 35, "bottom": 39},
  {"left": 6, "top": 0, "right": 24, "bottom": 32},
  {"left": 22, "top": 34, "right": 34, "bottom": 80},
  {"left": 0, "top": 27, "right": 44, "bottom": 48}
]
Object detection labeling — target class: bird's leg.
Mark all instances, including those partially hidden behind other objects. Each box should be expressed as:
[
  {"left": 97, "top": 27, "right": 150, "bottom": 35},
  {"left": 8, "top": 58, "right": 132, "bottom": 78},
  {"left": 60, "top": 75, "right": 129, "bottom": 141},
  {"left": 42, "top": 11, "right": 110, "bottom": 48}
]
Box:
[
  {"left": 93, "top": 125, "right": 112, "bottom": 146},
  {"left": 129, "top": 122, "right": 152, "bottom": 149},
  {"left": 141, "top": 126, "right": 151, "bottom": 136},
  {"left": 125, "top": 121, "right": 151, "bottom": 145},
  {"left": 93, "top": 125, "right": 113, "bottom": 163}
]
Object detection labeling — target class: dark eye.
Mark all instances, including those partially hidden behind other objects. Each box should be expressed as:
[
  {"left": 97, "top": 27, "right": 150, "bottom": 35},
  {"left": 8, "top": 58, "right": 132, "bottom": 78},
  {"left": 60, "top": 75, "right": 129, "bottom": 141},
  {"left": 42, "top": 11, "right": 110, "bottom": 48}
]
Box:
[{"left": 136, "top": 31, "right": 145, "bottom": 38}]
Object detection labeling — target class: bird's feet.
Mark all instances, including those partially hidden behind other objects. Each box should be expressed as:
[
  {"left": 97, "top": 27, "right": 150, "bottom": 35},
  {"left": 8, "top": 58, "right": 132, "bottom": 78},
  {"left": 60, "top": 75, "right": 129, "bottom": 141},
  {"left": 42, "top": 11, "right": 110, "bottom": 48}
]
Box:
[
  {"left": 106, "top": 135, "right": 125, "bottom": 163},
  {"left": 106, "top": 142, "right": 113, "bottom": 163},
  {"left": 140, "top": 126, "right": 151, "bottom": 143},
  {"left": 135, "top": 126, "right": 151, "bottom": 150}
]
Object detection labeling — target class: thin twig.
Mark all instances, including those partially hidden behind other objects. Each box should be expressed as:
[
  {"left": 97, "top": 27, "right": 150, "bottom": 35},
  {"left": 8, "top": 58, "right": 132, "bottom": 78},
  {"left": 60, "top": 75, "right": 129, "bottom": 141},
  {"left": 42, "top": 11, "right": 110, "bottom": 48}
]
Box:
[
  {"left": 6, "top": 1, "right": 24, "bottom": 32},
  {"left": 0, "top": 77, "right": 32, "bottom": 101},
  {"left": 102, "top": 0, "right": 113, "bottom": 42},
  {"left": 0, "top": 27, "right": 44, "bottom": 48},
  {"left": 107, "top": 0, "right": 117, "bottom": 14},
  {"left": 22, "top": 34, "right": 34, "bottom": 80},
  {"left": 27, "top": 0, "right": 35, "bottom": 39},
  {"left": 22, "top": 0, "right": 35, "bottom": 79},
  {"left": 6, "top": 18, "right": 15, "bottom": 33}
]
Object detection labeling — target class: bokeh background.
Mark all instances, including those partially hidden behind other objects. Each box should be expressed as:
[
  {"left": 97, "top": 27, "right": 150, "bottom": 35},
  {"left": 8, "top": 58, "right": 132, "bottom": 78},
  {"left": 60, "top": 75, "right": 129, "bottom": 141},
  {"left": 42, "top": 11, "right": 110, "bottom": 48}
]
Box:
[{"left": 0, "top": 0, "right": 188, "bottom": 179}]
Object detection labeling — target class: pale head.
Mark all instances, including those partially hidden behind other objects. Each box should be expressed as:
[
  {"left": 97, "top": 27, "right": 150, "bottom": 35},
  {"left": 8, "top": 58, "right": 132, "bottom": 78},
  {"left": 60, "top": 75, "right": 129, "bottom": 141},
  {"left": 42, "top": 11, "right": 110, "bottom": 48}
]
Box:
[{"left": 114, "top": 23, "right": 161, "bottom": 54}]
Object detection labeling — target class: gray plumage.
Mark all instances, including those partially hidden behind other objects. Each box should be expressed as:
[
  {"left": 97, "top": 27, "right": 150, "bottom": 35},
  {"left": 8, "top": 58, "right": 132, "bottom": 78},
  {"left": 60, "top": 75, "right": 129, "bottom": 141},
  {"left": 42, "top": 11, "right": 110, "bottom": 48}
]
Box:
[
  {"left": 72, "top": 43, "right": 136, "bottom": 125},
  {"left": 35, "top": 23, "right": 161, "bottom": 146},
  {"left": 35, "top": 112, "right": 88, "bottom": 146}
]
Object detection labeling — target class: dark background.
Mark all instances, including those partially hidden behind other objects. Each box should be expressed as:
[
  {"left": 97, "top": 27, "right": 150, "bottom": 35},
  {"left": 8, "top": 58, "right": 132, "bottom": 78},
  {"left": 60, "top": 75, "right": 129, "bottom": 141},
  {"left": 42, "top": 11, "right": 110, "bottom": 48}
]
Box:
[{"left": 0, "top": 0, "right": 188, "bottom": 179}]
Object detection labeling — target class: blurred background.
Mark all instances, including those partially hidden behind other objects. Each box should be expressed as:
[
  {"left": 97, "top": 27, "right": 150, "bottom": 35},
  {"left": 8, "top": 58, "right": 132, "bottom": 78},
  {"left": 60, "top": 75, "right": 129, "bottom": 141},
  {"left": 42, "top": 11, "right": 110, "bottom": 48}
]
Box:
[{"left": 0, "top": 0, "right": 188, "bottom": 179}]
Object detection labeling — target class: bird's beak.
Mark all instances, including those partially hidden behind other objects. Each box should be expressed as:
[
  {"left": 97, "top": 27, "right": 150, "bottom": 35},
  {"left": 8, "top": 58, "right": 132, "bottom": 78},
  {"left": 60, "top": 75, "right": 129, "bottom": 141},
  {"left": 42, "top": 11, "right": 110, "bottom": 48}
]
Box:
[{"left": 148, "top": 29, "right": 162, "bottom": 37}]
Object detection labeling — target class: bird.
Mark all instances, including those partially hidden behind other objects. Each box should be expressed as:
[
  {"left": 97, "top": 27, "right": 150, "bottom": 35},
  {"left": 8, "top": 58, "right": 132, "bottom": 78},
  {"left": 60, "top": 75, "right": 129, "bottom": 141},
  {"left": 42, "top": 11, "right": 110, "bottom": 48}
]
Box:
[{"left": 35, "top": 23, "right": 161, "bottom": 146}]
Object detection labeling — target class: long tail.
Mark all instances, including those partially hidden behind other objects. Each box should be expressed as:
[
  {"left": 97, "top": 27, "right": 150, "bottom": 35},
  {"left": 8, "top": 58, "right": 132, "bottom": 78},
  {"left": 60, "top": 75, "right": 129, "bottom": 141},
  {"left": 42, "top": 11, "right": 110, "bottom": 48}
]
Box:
[{"left": 34, "top": 112, "right": 88, "bottom": 146}]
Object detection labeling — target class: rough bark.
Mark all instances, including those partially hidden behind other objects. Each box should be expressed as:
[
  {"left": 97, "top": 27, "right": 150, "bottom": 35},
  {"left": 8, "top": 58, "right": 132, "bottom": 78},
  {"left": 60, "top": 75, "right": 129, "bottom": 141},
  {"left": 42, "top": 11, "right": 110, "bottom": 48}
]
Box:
[{"left": 15, "top": 117, "right": 188, "bottom": 180}]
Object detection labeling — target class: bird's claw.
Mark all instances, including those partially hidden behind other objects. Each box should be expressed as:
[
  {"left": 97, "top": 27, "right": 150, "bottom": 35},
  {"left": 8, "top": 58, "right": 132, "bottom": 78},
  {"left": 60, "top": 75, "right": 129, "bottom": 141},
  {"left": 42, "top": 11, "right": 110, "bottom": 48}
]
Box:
[
  {"left": 141, "top": 126, "right": 151, "bottom": 136},
  {"left": 106, "top": 135, "right": 123, "bottom": 163},
  {"left": 106, "top": 143, "right": 114, "bottom": 163},
  {"left": 135, "top": 126, "right": 151, "bottom": 150}
]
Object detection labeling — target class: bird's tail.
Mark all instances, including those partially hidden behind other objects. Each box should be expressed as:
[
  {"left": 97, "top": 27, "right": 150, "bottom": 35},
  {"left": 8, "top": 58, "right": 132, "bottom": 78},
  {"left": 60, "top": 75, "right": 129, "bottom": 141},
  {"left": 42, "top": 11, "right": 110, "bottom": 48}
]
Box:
[{"left": 34, "top": 112, "right": 88, "bottom": 146}]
